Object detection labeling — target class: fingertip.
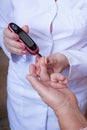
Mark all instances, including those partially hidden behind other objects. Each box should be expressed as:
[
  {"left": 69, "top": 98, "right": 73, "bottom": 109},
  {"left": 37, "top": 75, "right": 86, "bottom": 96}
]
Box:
[
  {"left": 29, "top": 64, "right": 36, "bottom": 74},
  {"left": 21, "top": 50, "right": 27, "bottom": 54},
  {"left": 22, "top": 25, "right": 29, "bottom": 33},
  {"left": 59, "top": 77, "right": 68, "bottom": 85},
  {"left": 64, "top": 78, "right": 68, "bottom": 84},
  {"left": 40, "top": 56, "right": 47, "bottom": 66},
  {"left": 26, "top": 73, "right": 36, "bottom": 81},
  {"left": 35, "top": 55, "right": 40, "bottom": 63},
  {"left": 59, "top": 74, "right": 67, "bottom": 81},
  {"left": 46, "top": 55, "right": 53, "bottom": 64},
  {"left": 26, "top": 74, "right": 31, "bottom": 81},
  {"left": 13, "top": 34, "right": 19, "bottom": 40}
]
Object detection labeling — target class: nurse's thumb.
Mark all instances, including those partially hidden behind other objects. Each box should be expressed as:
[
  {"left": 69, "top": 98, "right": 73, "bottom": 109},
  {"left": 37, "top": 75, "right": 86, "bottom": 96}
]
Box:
[
  {"left": 22, "top": 25, "right": 29, "bottom": 34},
  {"left": 46, "top": 55, "right": 54, "bottom": 65}
]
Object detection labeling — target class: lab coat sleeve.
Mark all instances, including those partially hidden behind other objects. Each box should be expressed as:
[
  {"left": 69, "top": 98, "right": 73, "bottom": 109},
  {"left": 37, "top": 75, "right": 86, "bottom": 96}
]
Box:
[
  {"left": 61, "top": 44, "right": 87, "bottom": 80},
  {"left": 0, "top": 0, "right": 14, "bottom": 59}
]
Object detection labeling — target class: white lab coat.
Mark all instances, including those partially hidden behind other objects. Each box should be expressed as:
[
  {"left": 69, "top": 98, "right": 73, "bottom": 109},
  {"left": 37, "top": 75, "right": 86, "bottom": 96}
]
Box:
[{"left": 0, "top": 0, "right": 87, "bottom": 130}]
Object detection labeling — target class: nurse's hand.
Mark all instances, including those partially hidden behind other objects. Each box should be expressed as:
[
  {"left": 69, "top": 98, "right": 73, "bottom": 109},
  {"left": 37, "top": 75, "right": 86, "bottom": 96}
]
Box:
[
  {"left": 35, "top": 56, "right": 68, "bottom": 87},
  {"left": 35, "top": 54, "right": 69, "bottom": 82},
  {"left": 47, "top": 53, "right": 69, "bottom": 73},
  {"left": 37, "top": 53, "right": 69, "bottom": 73},
  {"left": 3, "top": 25, "right": 29, "bottom": 55}
]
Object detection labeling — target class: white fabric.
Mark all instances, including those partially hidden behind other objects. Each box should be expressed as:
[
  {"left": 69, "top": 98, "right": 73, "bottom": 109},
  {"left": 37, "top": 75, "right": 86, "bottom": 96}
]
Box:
[
  {"left": 0, "top": 0, "right": 87, "bottom": 130},
  {"left": 80, "top": 127, "right": 87, "bottom": 130}
]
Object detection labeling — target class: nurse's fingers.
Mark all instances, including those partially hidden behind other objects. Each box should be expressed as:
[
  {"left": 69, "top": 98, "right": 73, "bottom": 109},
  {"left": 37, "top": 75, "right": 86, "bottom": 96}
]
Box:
[
  {"left": 3, "top": 36, "right": 26, "bottom": 54},
  {"left": 3, "top": 27, "right": 19, "bottom": 40},
  {"left": 3, "top": 25, "right": 30, "bottom": 55},
  {"left": 39, "top": 56, "right": 50, "bottom": 81},
  {"left": 3, "top": 25, "right": 29, "bottom": 40}
]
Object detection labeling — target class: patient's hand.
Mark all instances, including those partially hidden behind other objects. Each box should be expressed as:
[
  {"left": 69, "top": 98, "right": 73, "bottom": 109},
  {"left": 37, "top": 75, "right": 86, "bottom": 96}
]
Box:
[{"left": 30, "top": 56, "right": 68, "bottom": 88}]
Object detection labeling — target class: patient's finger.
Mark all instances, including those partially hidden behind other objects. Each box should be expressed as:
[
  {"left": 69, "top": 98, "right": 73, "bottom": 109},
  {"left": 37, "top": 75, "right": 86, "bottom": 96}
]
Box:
[
  {"left": 39, "top": 57, "right": 49, "bottom": 81},
  {"left": 29, "top": 64, "right": 37, "bottom": 77}
]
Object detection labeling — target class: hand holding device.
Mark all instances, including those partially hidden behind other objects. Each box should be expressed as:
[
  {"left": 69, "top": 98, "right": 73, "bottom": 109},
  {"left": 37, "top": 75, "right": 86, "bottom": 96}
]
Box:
[{"left": 8, "top": 22, "right": 42, "bottom": 56}]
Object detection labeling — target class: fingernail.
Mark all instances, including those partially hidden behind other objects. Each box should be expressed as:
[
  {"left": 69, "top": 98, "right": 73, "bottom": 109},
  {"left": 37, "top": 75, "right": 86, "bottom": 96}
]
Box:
[
  {"left": 22, "top": 50, "right": 27, "bottom": 54},
  {"left": 46, "top": 58, "right": 50, "bottom": 64},
  {"left": 36, "top": 56, "right": 39, "bottom": 63},
  {"left": 45, "top": 57, "right": 48, "bottom": 64},
  {"left": 20, "top": 44, "right": 25, "bottom": 48},
  {"left": 14, "top": 35, "right": 19, "bottom": 40}
]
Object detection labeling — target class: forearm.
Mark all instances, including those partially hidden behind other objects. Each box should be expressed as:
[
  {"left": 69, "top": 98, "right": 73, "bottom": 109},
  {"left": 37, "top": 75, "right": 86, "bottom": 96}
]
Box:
[{"left": 55, "top": 103, "right": 87, "bottom": 130}]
